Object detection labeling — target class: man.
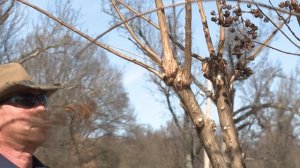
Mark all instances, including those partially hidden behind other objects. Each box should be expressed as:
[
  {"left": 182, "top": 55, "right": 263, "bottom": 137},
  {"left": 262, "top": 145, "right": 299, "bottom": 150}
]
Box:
[{"left": 0, "top": 63, "right": 63, "bottom": 168}]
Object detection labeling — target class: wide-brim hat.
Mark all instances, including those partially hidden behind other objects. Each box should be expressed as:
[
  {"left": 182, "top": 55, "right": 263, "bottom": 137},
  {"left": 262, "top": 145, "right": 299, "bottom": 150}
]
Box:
[{"left": 0, "top": 63, "right": 63, "bottom": 99}]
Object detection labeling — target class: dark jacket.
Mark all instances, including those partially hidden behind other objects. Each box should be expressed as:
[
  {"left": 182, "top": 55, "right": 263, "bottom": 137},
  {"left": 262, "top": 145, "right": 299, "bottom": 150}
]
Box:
[{"left": 0, "top": 154, "right": 48, "bottom": 168}]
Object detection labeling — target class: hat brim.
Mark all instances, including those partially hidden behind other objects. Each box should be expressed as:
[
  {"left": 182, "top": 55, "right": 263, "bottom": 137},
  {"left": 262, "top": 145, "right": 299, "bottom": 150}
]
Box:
[
  {"left": 0, "top": 81, "right": 64, "bottom": 100},
  {"left": 15, "top": 83, "right": 63, "bottom": 95}
]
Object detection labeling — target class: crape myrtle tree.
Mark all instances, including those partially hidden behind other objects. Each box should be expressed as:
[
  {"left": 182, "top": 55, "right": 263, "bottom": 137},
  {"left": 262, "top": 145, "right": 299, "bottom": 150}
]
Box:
[{"left": 16, "top": 0, "right": 300, "bottom": 168}]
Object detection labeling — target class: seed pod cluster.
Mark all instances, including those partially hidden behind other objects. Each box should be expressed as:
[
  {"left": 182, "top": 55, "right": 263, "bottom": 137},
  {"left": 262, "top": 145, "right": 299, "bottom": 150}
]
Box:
[
  {"left": 250, "top": 9, "right": 264, "bottom": 19},
  {"left": 210, "top": 1, "right": 262, "bottom": 81},
  {"left": 210, "top": 1, "right": 235, "bottom": 27},
  {"left": 279, "top": 1, "right": 299, "bottom": 10},
  {"left": 235, "top": 62, "right": 253, "bottom": 80},
  {"left": 247, "top": 6, "right": 269, "bottom": 23},
  {"left": 210, "top": 2, "right": 261, "bottom": 36}
]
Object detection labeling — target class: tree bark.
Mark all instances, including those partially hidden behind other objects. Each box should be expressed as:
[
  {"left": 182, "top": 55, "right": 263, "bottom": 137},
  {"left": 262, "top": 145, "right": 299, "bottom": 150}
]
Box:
[
  {"left": 215, "top": 85, "right": 245, "bottom": 168},
  {"left": 177, "top": 87, "right": 227, "bottom": 168}
]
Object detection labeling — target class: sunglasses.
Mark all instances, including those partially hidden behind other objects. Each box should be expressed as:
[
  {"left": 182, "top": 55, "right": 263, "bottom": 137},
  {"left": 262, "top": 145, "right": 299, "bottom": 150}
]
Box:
[{"left": 1, "top": 93, "right": 47, "bottom": 108}]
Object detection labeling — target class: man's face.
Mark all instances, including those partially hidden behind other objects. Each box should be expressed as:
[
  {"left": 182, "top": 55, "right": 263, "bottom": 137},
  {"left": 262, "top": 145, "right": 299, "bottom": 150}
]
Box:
[{"left": 0, "top": 91, "right": 49, "bottom": 148}]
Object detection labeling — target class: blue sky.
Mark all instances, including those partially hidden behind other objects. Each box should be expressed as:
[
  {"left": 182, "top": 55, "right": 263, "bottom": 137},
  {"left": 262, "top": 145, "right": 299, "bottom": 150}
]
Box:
[{"left": 24, "top": 0, "right": 300, "bottom": 130}]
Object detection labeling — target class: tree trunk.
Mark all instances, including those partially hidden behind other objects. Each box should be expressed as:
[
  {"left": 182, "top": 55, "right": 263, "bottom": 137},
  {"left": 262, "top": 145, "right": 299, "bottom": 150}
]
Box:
[
  {"left": 215, "top": 85, "right": 245, "bottom": 168},
  {"left": 177, "top": 87, "right": 227, "bottom": 168}
]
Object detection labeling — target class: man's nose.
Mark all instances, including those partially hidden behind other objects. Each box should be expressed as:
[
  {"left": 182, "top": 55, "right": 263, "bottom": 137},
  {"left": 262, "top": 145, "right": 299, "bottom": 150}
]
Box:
[{"left": 34, "top": 104, "right": 47, "bottom": 113}]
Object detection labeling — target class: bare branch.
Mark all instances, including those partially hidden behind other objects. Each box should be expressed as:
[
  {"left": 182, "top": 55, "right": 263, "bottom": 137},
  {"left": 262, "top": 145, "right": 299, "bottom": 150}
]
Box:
[
  {"left": 76, "top": 0, "right": 300, "bottom": 44},
  {"left": 16, "top": 0, "right": 164, "bottom": 79},
  {"left": 116, "top": 0, "right": 205, "bottom": 61},
  {"left": 252, "top": 40, "right": 300, "bottom": 57},
  {"left": 99, "top": 1, "right": 200, "bottom": 41},
  {"left": 234, "top": 102, "right": 300, "bottom": 124},
  {"left": 16, "top": 44, "right": 60, "bottom": 64},
  {"left": 197, "top": 0, "right": 215, "bottom": 55},
  {"left": 183, "top": 0, "right": 192, "bottom": 83},
  {"left": 111, "top": 0, "right": 161, "bottom": 65},
  {"left": 216, "top": 0, "right": 225, "bottom": 57},
  {"left": 155, "top": 0, "right": 178, "bottom": 80}
]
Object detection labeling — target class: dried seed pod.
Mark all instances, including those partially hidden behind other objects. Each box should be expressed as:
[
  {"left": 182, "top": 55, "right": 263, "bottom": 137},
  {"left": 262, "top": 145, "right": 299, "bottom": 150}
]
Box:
[
  {"left": 224, "top": 10, "right": 230, "bottom": 17},
  {"left": 226, "top": 4, "right": 232, "bottom": 10},
  {"left": 279, "top": 2, "right": 285, "bottom": 8},
  {"left": 253, "top": 25, "right": 258, "bottom": 31},
  {"left": 211, "top": 10, "right": 216, "bottom": 15},
  {"left": 234, "top": 8, "right": 242, "bottom": 16},
  {"left": 229, "top": 27, "right": 235, "bottom": 33},
  {"left": 252, "top": 33, "right": 257, "bottom": 39},
  {"left": 245, "top": 19, "right": 251, "bottom": 27},
  {"left": 263, "top": 17, "right": 269, "bottom": 23},
  {"left": 224, "top": 17, "right": 233, "bottom": 26},
  {"left": 211, "top": 16, "right": 218, "bottom": 22},
  {"left": 234, "top": 36, "right": 239, "bottom": 41},
  {"left": 233, "top": 16, "right": 239, "bottom": 21}
]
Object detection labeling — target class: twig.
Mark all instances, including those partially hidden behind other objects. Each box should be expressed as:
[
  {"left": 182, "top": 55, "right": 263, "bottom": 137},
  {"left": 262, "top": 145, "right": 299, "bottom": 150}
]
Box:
[{"left": 252, "top": 40, "right": 300, "bottom": 56}]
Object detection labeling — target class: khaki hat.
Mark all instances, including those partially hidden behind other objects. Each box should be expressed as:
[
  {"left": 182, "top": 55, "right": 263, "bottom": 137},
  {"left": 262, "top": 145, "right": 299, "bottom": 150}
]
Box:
[{"left": 0, "top": 63, "right": 63, "bottom": 99}]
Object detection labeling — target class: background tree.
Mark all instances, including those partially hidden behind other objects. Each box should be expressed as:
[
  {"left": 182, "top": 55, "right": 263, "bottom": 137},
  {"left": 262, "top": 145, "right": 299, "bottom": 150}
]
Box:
[
  {"left": 13, "top": 0, "right": 300, "bottom": 168},
  {"left": 0, "top": 1, "right": 135, "bottom": 167},
  {"left": 237, "top": 58, "right": 300, "bottom": 168},
  {"left": 0, "top": 0, "right": 26, "bottom": 63}
]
